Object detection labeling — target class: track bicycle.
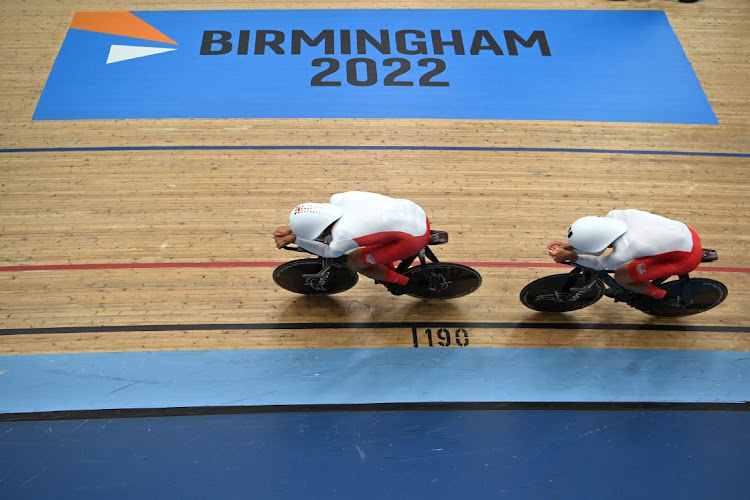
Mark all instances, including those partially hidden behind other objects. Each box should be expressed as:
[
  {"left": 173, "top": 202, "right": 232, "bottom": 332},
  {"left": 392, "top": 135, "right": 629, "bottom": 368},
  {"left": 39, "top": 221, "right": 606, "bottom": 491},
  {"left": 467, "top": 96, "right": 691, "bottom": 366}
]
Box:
[
  {"left": 519, "top": 249, "right": 727, "bottom": 317},
  {"left": 272, "top": 230, "right": 482, "bottom": 299}
]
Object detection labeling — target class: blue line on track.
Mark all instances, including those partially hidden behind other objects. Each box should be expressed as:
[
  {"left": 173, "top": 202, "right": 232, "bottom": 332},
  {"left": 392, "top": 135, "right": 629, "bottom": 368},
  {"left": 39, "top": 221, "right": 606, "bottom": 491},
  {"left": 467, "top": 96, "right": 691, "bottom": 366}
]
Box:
[{"left": 1, "top": 145, "right": 748, "bottom": 157}]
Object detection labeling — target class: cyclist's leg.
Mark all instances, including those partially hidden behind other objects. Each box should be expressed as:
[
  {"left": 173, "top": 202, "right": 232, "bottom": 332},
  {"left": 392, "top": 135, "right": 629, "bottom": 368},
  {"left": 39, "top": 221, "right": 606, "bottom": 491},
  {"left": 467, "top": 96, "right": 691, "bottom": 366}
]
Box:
[
  {"left": 349, "top": 228, "right": 430, "bottom": 285},
  {"left": 346, "top": 249, "right": 394, "bottom": 282},
  {"left": 616, "top": 234, "right": 702, "bottom": 299},
  {"left": 614, "top": 263, "right": 665, "bottom": 298}
]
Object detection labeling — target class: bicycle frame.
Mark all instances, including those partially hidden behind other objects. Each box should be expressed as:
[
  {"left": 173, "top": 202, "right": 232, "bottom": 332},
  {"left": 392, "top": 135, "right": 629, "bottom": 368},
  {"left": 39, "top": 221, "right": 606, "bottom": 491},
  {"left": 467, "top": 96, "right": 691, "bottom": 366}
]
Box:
[
  {"left": 281, "top": 230, "right": 449, "bottom": 290},
  {"left": 393, "top": 245, "right": 443, "bottom": 289},
  {"left": 565, "top": 266, "right": 671, "bottom": 304},
  {"left": 566, "top": 247, "right": 720, "bottom": 307}
]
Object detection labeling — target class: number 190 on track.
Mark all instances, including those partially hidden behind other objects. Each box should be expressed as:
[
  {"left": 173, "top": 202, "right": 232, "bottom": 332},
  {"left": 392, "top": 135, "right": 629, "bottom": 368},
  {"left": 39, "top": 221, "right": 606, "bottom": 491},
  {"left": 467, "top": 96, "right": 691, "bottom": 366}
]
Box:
[{"left": 414, "top": 327, "right": 470, "bottom": 347}]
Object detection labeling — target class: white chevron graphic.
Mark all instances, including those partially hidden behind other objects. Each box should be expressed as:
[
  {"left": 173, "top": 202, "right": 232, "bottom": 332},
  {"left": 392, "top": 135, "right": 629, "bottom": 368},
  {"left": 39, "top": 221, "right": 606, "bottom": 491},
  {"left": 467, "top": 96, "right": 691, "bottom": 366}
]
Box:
[{"left": 106, "top": 44, "right": 176, "bottom": 64}]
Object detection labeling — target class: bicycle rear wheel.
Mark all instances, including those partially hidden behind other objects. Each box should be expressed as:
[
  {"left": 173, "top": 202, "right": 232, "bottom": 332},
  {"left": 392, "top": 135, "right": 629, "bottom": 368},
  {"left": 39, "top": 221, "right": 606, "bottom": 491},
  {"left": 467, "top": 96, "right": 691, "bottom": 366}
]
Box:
[
  {"left": 520, "top": 274, "right": 604, "bottom": 312},
  {"left": 633, "top": 278, "right": 728, "bottom": 317},
  {"left": 402, "top": 263, "right": 481, "bottom": 300},
  {"left": 273, "top": 258, "right": 358, "bottom": 295}
]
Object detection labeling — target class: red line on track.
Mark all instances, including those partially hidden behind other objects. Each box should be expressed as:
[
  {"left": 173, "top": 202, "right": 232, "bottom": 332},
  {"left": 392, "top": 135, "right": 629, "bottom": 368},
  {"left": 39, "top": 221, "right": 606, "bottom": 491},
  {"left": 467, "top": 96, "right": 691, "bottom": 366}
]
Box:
[
  {"left": 0, "top": 262, "right": 277, "bottom": 272},
  {"left": 1, "top": 262, "right": 748, "bottom": 273}
]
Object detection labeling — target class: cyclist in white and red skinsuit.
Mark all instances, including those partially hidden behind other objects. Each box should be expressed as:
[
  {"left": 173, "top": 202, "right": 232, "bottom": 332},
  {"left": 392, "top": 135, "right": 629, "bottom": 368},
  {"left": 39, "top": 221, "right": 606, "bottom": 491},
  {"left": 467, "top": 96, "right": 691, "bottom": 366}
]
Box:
[
  {"left": 273, "top": 191, "right": 430, "bottom": 289},
  {"left": 547, "top": 209, "right": 703, "bottom": 299}
]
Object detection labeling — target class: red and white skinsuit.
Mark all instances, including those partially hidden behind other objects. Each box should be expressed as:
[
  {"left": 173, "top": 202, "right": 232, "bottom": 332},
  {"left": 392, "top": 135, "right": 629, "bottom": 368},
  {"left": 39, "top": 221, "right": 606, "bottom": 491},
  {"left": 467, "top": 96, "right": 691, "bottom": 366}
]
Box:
[
  {"left": 574, "top": 209, "right": 702, "bottom": 282},
  {"left": 294, "top": 191, "right": 430, "bottom": 271}
]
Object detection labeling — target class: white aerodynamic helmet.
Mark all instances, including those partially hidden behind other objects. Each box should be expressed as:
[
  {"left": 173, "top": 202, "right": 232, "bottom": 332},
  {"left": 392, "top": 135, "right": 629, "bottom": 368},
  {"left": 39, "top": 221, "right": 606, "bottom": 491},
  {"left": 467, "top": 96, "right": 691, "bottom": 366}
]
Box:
[
  {"left": 289, "top": 202, "right": 343, "bottom": 240},
  {"left": 567, "top": 216, "right": 628, "bottom": 254}
]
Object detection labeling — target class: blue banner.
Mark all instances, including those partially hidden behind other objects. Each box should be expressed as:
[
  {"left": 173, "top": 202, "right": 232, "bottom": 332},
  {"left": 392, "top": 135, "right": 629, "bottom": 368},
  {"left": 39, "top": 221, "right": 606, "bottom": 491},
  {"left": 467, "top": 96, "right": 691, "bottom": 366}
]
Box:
[{"left": 34, "top": 10, "right": 718, "bottom": 124}]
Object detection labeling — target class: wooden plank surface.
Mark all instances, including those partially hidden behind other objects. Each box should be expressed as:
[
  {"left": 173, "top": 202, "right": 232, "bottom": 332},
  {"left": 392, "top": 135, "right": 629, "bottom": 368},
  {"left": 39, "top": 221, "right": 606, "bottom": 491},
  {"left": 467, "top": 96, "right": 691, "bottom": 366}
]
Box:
[{"left": 1, "top": 0, "right": 748, "bottom": 355}]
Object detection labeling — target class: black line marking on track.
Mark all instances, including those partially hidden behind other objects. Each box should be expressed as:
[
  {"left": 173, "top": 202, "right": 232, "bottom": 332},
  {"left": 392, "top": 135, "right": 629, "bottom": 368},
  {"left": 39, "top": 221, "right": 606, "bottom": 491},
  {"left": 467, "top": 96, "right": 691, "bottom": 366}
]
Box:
[
  {"left": 1, "top": 321, "right": 748, "bottom": 336},
  {"left": 1, "top": 401, "right": 748, "bottom": 423}
]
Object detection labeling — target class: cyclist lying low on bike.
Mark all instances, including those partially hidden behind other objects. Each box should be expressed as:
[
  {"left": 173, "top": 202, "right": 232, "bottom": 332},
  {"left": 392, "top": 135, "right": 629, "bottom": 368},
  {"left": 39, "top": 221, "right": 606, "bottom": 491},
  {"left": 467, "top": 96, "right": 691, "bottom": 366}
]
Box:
[
  {"left": 547, "top": 209, "right": 703, "bottom": 300},
  {"left": 273, "top": 191, "right": 430, "bottom": 294}
]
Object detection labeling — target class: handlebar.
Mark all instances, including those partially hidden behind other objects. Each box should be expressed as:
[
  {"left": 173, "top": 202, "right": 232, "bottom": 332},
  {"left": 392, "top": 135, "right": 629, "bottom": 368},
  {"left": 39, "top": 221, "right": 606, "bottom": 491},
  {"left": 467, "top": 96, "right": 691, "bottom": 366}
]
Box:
[
  {"left": 560, "top": 261, "right": 618, "bottom": 274},
  {"left": 280, "top": 245, "right": 349, "bottom": 279},
  {"left": 280, "top": 245, "right": 350, "bottom": 268},
  {"left": 280, "top": 244, "right": 311, "bottom": 254}
]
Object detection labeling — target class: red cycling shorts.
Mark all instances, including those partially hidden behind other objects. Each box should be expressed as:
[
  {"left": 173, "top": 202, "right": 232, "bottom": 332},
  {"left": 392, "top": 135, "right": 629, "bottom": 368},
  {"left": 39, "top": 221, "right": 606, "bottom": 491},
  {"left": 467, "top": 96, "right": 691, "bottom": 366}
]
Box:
[
  {"left": 355, "top": 219, "right": 431, "bottom": 267},
  {"left": 628, "top": 227, "right": 702, "bottom": 282}
]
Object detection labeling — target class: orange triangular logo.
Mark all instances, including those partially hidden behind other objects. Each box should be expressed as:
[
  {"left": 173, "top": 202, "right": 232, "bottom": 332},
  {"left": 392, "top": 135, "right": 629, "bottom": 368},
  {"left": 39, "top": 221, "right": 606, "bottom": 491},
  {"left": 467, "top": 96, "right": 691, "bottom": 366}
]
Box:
[{"left": 70, "top": 11, "right": 178, "bottom": 45}]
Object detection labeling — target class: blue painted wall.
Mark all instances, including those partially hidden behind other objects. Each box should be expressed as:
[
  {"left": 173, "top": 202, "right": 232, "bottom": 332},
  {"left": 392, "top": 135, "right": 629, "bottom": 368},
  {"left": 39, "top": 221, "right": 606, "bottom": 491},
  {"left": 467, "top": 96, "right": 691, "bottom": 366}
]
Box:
[{"left": 1, "top": 409, "right": 748, "bottom": 499}]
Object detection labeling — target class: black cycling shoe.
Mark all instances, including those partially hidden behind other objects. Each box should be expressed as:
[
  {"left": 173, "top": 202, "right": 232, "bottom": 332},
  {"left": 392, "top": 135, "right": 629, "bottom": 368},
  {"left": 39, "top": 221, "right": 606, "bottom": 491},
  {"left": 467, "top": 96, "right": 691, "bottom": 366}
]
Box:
[
  {"left": 386, "top": 284, "right": 408, "bottom": 296},
  {"left": 603, "top": 288, "right": 637, "bottom": 303},
  {"left": 625, "top": 295, "right": 651, "bottom": 308},
  {"left": 377, "top": 280, "right": 412, "bottom": 296}
]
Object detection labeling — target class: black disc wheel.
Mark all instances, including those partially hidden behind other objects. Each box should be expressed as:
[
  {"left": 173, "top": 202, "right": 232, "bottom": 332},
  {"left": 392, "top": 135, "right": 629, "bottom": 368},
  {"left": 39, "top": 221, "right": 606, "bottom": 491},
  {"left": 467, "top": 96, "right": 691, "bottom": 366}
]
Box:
[
  {"left": 273, "top": 258, "right": 358, "bottom": 295},
  {"left": 520, "top": 273, "right": 604, "bottom": 312},
  {"left": 632, "top": 278, "right": 728, "bottom": 317},
  {"left": 402, "top": 263, "right": 482, "bottom": 300}
]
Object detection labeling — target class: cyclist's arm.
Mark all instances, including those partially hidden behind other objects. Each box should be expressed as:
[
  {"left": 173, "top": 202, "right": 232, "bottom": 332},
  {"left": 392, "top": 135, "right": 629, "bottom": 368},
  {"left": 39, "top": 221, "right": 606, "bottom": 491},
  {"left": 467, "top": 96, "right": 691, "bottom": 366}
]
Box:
[
  {"left": 574, "top": 252, "right": 626, "bottom": 271},
  {"left": 295, "top": 237, "right": 358, "bottom": 258}
]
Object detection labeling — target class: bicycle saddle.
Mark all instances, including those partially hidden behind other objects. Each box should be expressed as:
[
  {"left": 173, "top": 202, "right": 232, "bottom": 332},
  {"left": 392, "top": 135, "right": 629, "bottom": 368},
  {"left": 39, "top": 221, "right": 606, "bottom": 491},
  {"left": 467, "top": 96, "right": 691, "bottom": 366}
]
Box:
[
  {"left": 429, "top": 230, "right": 449, "bottom": 245},
  {"left": 701, "top": 249, "right": 718, "bottom": 263}
]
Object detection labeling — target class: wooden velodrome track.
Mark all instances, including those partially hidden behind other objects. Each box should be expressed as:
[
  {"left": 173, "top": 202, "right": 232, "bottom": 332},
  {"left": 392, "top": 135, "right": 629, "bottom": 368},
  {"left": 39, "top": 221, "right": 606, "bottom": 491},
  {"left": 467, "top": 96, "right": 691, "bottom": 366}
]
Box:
[{"left": 0, "top": 0, "right": 748, "bottom": 358}]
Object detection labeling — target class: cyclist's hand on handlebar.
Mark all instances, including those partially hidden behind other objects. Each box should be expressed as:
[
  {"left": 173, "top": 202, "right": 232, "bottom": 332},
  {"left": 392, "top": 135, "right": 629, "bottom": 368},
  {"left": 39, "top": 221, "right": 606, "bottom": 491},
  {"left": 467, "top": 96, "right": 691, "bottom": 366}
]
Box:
[
  {"left": 549, "top": 247, "right": 577, "bottom": 263},
  {"left": 273, "top": 226, "right": 297, "bottom": 248},
  {"left": 275, "top": 234, "right": 297, "bottom": 248},
  {"left": 547, "top": 241, "right": 573, "bottom": 251}
]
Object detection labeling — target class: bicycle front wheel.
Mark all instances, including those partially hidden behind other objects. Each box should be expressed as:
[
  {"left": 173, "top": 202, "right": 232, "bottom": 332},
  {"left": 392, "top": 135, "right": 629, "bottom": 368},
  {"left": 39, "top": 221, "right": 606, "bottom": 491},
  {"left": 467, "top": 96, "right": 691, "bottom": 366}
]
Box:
[
  {"left": 402, "top": 263, "right": 482, "bottom": 300},
  {"left": 273, "top": 258, "right": 358, "bottom": 295},
  {"left": 520, "top": 274, "right": 604, "bottom": 312},
  {"left": 635, "top": 278, "right": 728, "bottom": 317}
]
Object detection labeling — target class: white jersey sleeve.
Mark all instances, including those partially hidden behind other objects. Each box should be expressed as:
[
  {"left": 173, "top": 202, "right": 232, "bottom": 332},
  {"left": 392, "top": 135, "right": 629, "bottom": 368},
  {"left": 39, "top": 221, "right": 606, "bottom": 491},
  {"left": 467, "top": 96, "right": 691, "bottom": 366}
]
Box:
[{"left": 294, "top": 236, "right": 358, "bottom": 258}]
